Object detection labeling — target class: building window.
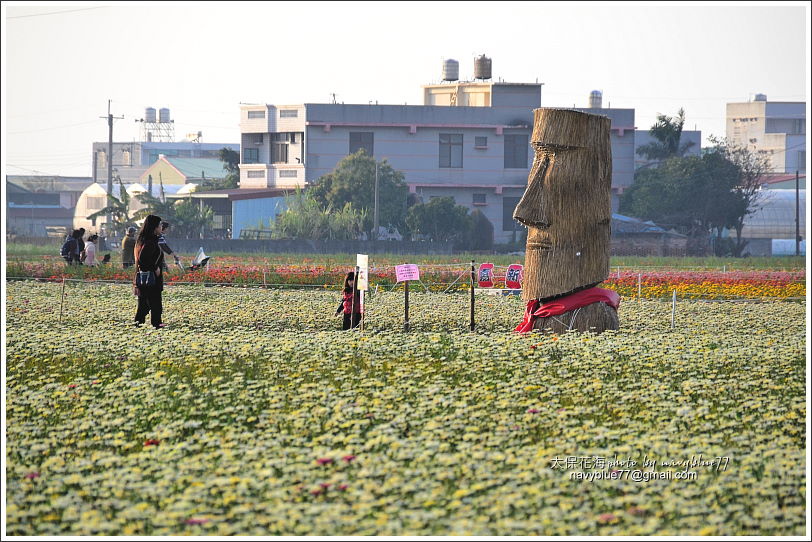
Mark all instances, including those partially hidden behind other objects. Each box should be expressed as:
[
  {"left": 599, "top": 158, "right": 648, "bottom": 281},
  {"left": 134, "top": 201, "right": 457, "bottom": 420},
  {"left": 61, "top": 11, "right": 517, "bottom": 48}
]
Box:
[
  {"left": 473, "top": 193, "right": 487, "bottom": 206},
  {"left": 502, "top": 196, "right": 523, "bottom": 231},
  {"left": 504, "top": 134, "right": 529, "bottom": 169},
  {"left": 439, "top": 134, "right": 463, "bottom": 168},
  {"left": 244, "top": 148, "right": 259, "bottom": 163},
  {"left": 474, "top": 136, "right": 488, "bottom": 148},
  {"left": 279, "top": 109, "right": 298, "bottom": 118},
  {"left": 247, "top": 170, "right": 264, "bottom": 178},
  {"left": 121, "top": 150, "right": 131, "bottom": 165},
  {"left": 349, "top": 132, "right": 374, "bottom": 156},
  {"left": 97, "top": 151, "right": 106, "bottom": 169},
  {"left": 279, "top": 170, "right": 297, "bottom": 178},
  {"left": 247, "top": 110, "right": 265, "bottom": 119},
  {"left": 272, "top": 143, "right": 289, "bottom": 163}
]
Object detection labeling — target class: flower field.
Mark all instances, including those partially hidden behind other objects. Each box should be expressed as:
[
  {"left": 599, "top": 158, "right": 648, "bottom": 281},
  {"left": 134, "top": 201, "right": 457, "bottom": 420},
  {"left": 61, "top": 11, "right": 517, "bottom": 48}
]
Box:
[
  {"left": 4, "top": 257, "right": 806, "bottom": 299},
  {"left": 5, "top": 280, "right": 806, "bottom": 535}
]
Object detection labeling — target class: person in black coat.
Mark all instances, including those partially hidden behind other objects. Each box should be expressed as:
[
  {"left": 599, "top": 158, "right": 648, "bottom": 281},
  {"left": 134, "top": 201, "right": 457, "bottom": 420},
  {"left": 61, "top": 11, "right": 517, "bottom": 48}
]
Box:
[{"left": 133, "top": 215, "right": 166, "bottom": 329}]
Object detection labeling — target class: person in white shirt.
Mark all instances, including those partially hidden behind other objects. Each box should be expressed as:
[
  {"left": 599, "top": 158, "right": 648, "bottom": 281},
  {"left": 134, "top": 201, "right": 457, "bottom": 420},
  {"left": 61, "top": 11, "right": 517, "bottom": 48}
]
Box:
[{"left": 83, "top": 234, "right": 99, "bottom": 266}]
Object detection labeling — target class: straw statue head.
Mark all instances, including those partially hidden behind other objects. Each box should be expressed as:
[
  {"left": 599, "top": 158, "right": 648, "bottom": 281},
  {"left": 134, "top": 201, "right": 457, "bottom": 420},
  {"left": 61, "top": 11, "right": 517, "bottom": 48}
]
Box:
[{"left": 513, "top": 108, "right": 612, "bottom": 301}]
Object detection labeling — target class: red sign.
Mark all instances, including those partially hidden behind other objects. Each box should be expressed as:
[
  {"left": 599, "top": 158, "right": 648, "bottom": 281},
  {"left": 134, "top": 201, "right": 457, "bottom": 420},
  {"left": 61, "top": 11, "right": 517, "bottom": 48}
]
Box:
[
  {"left": 478, "top": 263, "right": 494, "bottom": 288},
  {"left": 506, "top": 264, "right": 523, "bottom": 289}
]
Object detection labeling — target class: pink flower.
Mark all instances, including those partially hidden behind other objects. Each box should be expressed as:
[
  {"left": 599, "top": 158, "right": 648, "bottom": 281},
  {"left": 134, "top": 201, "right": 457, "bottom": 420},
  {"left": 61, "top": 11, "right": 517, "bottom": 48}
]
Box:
[
  {"left": 342, "top": 455, "right": 357, "bottom": 463},
  {"left": 319, "top": 482, "right": 331, "bottom": 489},
  {"left": 25, "top": 471, "right": 40, "bottom": 480},
  {"left": 597, "top": 513, "right": 618, "bottom": 524},
  {"left": 527, "top": 408, "right": 540, "bottom": 414},
  {"left": 310, "top": 487, "right": 324, "bottom": 496},
  {"left": 68, "top": 384, "right": 77, "bottom": 389},
  {"left": 337, "top": 484, "right": 349, "bottom": 491},
  {"left": 185, "top": 518, "right": 209, "bottom": 525},
  {"left": 316, "top": 457, "right": 334, "bottom": 465}
]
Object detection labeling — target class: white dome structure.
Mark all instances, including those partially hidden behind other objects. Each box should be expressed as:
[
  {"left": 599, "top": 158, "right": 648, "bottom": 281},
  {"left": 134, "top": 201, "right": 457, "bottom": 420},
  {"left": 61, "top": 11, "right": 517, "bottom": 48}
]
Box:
[
  {"left": 73, "top": 182, "right": 196, "bottom": 232},
  {"left": 740, "top": 189, "right": 805, "bottom": 239}
]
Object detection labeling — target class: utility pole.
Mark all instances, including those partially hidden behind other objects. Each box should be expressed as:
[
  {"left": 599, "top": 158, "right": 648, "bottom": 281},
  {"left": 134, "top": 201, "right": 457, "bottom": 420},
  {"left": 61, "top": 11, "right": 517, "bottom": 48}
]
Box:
[
  {"left": 100, "top": 100, "right": 124, "bottom": 233},
  {"left": 373, "top": 161, "right": 379, "bottom": 241}
]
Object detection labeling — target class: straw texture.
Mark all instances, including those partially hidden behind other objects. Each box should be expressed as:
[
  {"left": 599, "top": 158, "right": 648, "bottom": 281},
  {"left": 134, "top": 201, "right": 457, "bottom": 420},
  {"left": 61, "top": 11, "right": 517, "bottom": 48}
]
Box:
[{"left": 514, "top": 108, "right": 613, "bottom": 301}]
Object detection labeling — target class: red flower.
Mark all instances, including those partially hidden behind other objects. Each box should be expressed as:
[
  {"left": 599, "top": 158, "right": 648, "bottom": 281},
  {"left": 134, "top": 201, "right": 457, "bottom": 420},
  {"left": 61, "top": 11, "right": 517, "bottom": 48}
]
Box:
[
  {"left": 316, "top": 457, "right": 334, "bottom": 465},
  {"left": 143, "top": 439, "right": 160, "bottom": 447},
  {"left": 319, "top": 482, "right": 331, "bottom": 489},
  {"left": 310, "top": 487, "right": 324, "bottom": 496},
  {"left": 68, "top": 384, "right": 77, "bottom": 389},
  {"left": 597, "top": 513, "right": 618, "bottom": 524},
  {"left": 337, "top": 484, "right": 349, "bottom": 491},
  {"left": 185, "top": 518, "right": 209, "bottom": 525},
  {"left": 527, "top": 408, "right": 540, "bottom": 414},
  {"left": 342, "top": 455, "right": 357, "bottom": 463}
]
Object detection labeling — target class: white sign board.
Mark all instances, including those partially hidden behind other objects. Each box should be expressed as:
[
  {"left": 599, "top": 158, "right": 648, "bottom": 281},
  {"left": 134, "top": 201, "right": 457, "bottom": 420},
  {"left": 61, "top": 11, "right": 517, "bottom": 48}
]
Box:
[
  {"left": 395, "top": 264, "right": 420, "bottom": 282},
  {"left": 356, "top": 254, "right": 369, "bottom": 291}
]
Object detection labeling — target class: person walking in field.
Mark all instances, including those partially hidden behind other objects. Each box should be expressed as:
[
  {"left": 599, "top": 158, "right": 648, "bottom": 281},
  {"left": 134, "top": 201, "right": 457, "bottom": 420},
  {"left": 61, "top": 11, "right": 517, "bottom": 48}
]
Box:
[
  {"left": 122, "top": 226, "right": 137, "bottom": 269},
  {"left": 335, "top": 271, "right": 363, "bottom": 330},
  {"left": 133, "top": 215, "right": 166, "bottom": 329},
  {"left": 158, "top": 221, "right": 182, "bottom": 271}
]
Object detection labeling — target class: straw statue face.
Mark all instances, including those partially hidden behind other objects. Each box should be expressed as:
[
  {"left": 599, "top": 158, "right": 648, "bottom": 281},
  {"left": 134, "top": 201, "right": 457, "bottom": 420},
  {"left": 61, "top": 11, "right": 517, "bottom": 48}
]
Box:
[{"left": 513, "top": 108, "right": 612, "bottom": 301}]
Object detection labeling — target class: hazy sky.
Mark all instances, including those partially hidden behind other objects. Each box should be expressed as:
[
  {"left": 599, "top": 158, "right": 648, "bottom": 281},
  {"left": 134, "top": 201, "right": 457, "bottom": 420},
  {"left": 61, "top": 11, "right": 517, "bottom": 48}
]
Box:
[{"left": 2, "top": 1, "right": 809, "bottom": 177}]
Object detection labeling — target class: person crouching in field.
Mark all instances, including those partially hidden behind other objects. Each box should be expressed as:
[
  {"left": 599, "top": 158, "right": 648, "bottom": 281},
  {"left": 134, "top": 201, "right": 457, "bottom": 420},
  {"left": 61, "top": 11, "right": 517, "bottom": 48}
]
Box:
[
  {"left": 133, "top": 215, "right": 166, "bottom": 329},
  {"left": 335, "top": 271, "right": 363, "bottom": 330}
]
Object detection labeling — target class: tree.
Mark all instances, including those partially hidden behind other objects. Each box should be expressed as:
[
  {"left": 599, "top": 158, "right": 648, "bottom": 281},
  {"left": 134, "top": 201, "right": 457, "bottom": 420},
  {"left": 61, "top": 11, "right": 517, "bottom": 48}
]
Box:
[
  {"left": 619, "top": 152, "right": 741, "bottom": 255},
  {"left": 637, "top": 108, "right": 696, "bottom": 164},
  {"left": 134, "top": 189, "right": 215, "bottom": 239},
  {"left": 468, "top": 209, "right": 494, "bottom": 250},
  {"left": 406, "top": 197, "right": 471, "bottom": 243},
  {"left": 271, "top": 188, "right": 366, "bottom": 240},
  {"left": 197, "top": 147, "right": 240, "bottom": 191},
  {"left": 706, "top": 136, "right": 771, "bottom": 257},
  {"left": 310, "top": 149, "right": 408, "bottom": 235},
  {"left": 86, "top": 178, "right": 133, "bottom": 237}
]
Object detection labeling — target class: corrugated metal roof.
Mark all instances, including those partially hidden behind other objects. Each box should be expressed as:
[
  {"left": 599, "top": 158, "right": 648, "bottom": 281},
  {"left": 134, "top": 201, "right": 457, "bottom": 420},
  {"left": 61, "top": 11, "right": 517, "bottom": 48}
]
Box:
[{"left": 163, "top": 157, "right": 228, "bottom": 179}]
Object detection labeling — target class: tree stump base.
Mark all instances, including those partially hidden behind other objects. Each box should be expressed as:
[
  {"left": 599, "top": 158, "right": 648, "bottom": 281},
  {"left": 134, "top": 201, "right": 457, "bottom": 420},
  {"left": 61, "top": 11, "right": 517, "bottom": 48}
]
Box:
[{"left": 531, "top": 301, "right": 619, "bottom": 335}]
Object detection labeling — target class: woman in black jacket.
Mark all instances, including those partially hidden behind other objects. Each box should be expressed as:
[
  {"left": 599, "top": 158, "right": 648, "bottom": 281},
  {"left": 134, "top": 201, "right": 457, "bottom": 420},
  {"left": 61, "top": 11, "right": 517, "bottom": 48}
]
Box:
[{"left": 133, "top": 215, "right": 166, "bottom": 328}]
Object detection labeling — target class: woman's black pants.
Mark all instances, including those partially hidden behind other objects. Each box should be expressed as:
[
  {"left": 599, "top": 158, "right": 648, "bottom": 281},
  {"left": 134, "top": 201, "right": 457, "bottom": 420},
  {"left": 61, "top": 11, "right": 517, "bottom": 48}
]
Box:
[
  {"left": 135, "top": 286, "right": 163, "bottom": 328},
  {"left": 342, "top": 313, "right": 362, "bottom": 330}
]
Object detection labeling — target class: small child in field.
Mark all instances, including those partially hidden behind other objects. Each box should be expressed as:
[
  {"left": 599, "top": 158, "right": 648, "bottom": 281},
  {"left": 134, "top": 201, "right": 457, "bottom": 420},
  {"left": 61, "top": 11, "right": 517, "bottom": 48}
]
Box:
[{"left": 335, "top": 271, "right": 362, "bottom": 330}]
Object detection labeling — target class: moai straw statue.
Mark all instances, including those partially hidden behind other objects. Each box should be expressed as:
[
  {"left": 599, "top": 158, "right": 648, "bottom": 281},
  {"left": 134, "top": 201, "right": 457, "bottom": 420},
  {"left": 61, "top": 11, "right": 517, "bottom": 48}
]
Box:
[{"left": 513, "top": 108, "right": 620, "bottom": 334}]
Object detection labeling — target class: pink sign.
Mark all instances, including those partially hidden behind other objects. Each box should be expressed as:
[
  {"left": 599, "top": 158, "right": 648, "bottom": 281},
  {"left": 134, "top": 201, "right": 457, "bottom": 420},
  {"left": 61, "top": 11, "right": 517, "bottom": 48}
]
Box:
[
  {"left": 478, "top": 263, "right": 494, "bottom": 288},
  {"left": 395, "top": 264, "right": 420, "bottom": 282},
  {"left": 506, "top": 264, "right": 523, "bottom": 289}
]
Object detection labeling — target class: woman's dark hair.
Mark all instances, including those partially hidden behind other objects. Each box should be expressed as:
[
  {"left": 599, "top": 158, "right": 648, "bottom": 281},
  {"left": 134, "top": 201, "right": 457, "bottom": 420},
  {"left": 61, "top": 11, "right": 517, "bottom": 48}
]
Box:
[
  {"left": 137, "top": 215, "right": 162, "bottom": 246},
  {"left": 71, "top": 229, "right": 82, "bottom": 239},
  {"left": 160, "top": 221, "right": 170, "bottom": 229},
  {"left": 87, "top": 234, "right": 99, "bottom": 242},
  {"left": 343, "top": 271, "right": 356, "bottom": 294}
]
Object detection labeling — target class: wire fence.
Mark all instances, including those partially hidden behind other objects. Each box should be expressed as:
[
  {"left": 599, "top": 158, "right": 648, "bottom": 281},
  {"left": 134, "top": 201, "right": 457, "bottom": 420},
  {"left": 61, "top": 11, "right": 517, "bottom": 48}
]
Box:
[{"left": 5, "top": 275, "right": 805, "bottom": 303}]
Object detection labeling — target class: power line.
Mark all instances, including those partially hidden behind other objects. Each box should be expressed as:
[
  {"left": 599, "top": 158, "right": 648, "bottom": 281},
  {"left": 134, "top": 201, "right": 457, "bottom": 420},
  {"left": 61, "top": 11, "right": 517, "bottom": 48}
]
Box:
[{"left": 6, "top": 7, "right": 105, "bottom": 19}]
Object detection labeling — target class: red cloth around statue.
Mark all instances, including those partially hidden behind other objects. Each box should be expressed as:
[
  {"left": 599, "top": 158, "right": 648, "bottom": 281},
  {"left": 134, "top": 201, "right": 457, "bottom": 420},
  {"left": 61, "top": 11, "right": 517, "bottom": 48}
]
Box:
[{"left": 514, "top": 287, "right": 620, "bottom": 333}]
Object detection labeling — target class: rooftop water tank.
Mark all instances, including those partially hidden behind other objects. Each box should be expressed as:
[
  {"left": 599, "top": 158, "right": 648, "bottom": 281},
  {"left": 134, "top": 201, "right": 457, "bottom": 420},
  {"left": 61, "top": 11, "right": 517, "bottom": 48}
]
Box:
[
  {"left": 442, "top": 59, "right": 459, "bottom": 81},
  {"left": 754, "top": 93, "right": 767, "bottom": 101},
  {"left": 589, "top": 90, "right": 602, "bottom": 108},
  {"left": 159, "top": 107, "right": 171, "bottom": 123},
  {"left": 474, "top": 54, "right": 492, "bottom": 80},
  {"left": 145, "top": 107, "right": 156, "bottom": 123}
]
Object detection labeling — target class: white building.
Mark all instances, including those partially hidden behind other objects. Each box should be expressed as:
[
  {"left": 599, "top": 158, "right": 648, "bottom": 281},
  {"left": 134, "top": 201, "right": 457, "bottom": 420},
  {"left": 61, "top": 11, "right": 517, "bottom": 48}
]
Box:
[{"left": 726, "top": 95, "right": 806, "bottom": 174}]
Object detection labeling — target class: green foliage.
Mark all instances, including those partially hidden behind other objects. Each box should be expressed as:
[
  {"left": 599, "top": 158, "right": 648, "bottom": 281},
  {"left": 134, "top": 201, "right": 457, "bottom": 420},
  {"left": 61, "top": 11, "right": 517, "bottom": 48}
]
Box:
[
  {"left": 637, "top": 108, "right": 695, "bottom": 163},
  {"left": 406, "top": 197, "right": 472, "bottom": 243},
  {"left": 133, "top": 190, "right": 214, "bottom": 239},
  {"left": 310, "top": 150, "right": 408, "bottom": 234},
  {"left": 469, "top": 209, "right": 494, "bottom": 250},
  {"left": 271, "top": 188, "right": 366, "bottom": 240}
]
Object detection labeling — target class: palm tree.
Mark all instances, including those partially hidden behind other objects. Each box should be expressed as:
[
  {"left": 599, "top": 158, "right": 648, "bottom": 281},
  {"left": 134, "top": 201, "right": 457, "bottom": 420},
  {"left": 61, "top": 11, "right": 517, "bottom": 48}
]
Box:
[{"left": 637, "top": 108, "right": 696, "bottom": 164}]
